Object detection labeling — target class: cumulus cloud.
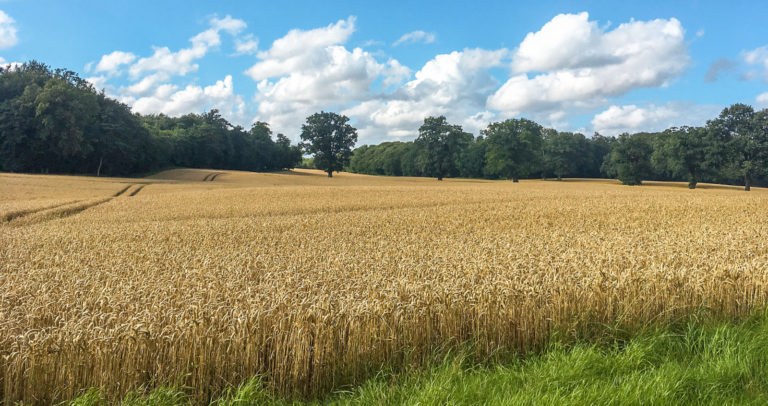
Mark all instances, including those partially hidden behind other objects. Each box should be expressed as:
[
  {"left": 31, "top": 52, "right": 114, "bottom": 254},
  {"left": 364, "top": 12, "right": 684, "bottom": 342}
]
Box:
[
  {"left": 757, "top": 92, "right": 768, "bottom": 108},
  {"left": 0, "top": 56, "right": 22, "bottom": 71},
  {"left": 126, "top": 15, "right": 247, "bottom": 79},
  {"left": 255, "top": 17, "right": 356, "bottom": 64},
  {"left": 246, "top": 16, "right": 416, "bottom": 138},
  {"left": 393, "top": 30, "right": 436, "bottom": 46},
  {"left": 93, "top": 51, "right": 136, "bottom": 75},
  {"left": 234, "top": 34, "right": 259, "bottom": 55},
  {"left": 130, "top": 75, "right": 247, "bottom": 121},
  {"left": 86, "top": 12, "right": 706, "bottom": 143},
  {"left": 743, "top": 45, "right": 768, "bottom": 82},
  {"left": 0, "top": 10, "right": 17, "bottom": 49},
  {"left": 705, "top": 57, "right": 738, "bottom": 82},
  {"left": 346, "top": 48, "right": 508, "bottom": 141},
  {"left": 210, "top": 15, "right": 246, "bottom": 35},
  {"left": 85, "top": 75, "right": 109, "bottom": 90},
  {"left": 489, "top": 12, "right": 689, "bottom": 115},
  {"left": 89, "top": 15, "right": 254, "bottom": 124},
  {"left": 591, "top": 102, "right": 721, "bottom": 135}
]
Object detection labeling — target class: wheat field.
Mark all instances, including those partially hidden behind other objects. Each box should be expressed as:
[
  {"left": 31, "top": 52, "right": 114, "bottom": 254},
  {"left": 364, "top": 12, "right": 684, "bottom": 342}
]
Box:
[{"left": 1, "top": 169, "right": 767, "bottom": 403}]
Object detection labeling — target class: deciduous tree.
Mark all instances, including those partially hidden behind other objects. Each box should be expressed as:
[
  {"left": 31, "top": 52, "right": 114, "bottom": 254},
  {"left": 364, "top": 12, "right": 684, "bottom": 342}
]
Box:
[{"left": 300, "top": 111, "right": 358, "bottom": 178}]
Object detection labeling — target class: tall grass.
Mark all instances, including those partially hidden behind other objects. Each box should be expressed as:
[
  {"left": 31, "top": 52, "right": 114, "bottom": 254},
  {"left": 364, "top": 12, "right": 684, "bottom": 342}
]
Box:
[{"left": 69, "top": 310, "right": 768, "bottom": 405}]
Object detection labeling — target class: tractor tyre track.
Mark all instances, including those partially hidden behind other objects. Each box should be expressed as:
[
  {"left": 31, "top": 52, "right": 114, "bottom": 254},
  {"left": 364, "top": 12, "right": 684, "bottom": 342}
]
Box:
[{"left": 129, "top": 185, "right": 146, "bottom": 196}]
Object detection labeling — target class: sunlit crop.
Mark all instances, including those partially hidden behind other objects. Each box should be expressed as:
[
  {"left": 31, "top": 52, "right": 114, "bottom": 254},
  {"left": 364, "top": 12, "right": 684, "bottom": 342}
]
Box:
[{"left": 2, "top": 169, "right": 767, "bottom": 403}]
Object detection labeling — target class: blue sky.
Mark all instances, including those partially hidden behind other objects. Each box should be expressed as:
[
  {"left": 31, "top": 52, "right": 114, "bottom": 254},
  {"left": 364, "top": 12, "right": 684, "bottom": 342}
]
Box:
[{"left": 1, "top": 0, "right": 767, "bottom": 144}]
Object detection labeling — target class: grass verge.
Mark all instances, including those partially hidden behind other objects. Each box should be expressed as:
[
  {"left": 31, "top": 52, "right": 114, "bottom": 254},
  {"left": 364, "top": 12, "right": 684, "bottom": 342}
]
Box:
[{"left": 67, "top": 310, "right": 768, "bottom": 405}]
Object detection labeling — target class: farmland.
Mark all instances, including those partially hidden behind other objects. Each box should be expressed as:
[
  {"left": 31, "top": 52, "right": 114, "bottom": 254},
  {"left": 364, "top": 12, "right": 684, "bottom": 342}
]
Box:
[{"left": 2, "top": 169, "right": 768, "bottom": 403}]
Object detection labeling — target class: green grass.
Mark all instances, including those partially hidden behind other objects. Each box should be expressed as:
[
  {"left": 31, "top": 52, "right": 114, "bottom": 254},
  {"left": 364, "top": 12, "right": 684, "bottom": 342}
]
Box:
[{"left": 67, "top": 311, "right": 768, "bottom": 405}]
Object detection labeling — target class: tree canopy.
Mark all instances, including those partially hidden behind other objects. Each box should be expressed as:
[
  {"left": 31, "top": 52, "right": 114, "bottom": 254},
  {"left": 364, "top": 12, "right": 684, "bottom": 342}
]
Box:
[
  {"left": 3, "top": 60, "right": 768, "bottom": 191},
  {"left": 300, "top": 111, "right": 358, "bottom": 178},
  {"left": 415, "top": 116, "right": 471, "bottom": 180},
  {"left": 484, "top": 118, "right": 543, "bottom": 182},
  {"left": 0, "top": 61, "right": 302, "bottom": 176}
]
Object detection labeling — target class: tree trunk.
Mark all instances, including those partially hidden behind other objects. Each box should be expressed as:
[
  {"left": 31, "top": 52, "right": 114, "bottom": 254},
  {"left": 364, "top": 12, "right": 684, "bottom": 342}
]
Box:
[
  {"left": 96, "top": 156, "right": 104, "bottom": 177},
  {"left": 688, "top": 169, "right": 696, "bottom": 189},
  {"left": 745, "top": 172, "right": 751, "bottom": 191},
  {"left": 327, "top": 170, "right": 333, "bottom": 178}
]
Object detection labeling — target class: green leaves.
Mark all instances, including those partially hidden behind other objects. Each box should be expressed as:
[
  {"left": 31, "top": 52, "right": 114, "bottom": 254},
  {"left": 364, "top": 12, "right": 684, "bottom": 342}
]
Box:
[
  {"left": 415, "top": 116, "right": 471, "bottom": 180},
  {"left": 300, "top": 111, "right": 358, "bottom": 177},
  {"left": 484, "top": 118, "right": 543, "bottom": 181}
]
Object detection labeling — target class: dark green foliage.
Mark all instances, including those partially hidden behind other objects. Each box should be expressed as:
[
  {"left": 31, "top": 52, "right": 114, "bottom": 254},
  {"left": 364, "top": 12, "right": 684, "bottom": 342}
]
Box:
[
  {"left": 346, "top": 110, "right": 768, "bottom": 189},
  {"left": 457, "top": 135, "right": 486, "bottom": 178},
  {"left": 605, "top": 133, "right": 655, "bottom": 185},
  {"left": 0, "top": 61, "right": 302, "bottom": 176},
  {"left": 348, "top": 142, "right": 424, "bottom": 176},
  {"left": 300, "top": 111, "right": 358, "bottom": 178},
  {"left": 652, "top": 126, "right": 709, "bottom": 189},
  {"left": 587, "top": 133, "right": 616, "bottom": 178},
  {"left": 484, "top": 118, "right": 543, "bottom": 182},
  {"left": 415, "top": 116, "right": 472, "bottom": 180},
  {"left": 3, "top": 60, "right": 768, "bottom": 189},
  {"left": 543, "top": 130, "right": 587, "bottom": 180},
  {"left": 706, "top": 104, "right": 768, "bottom": 191}
]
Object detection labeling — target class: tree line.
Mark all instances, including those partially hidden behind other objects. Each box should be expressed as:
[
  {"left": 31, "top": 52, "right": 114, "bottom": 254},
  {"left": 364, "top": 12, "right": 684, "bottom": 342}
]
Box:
[
  {"left": 347, "top": 106, "right": 768, "bottom": 190},
  {"left": 0, "top": 61, "right": 301, "bottom": 176},
  {"left": 2, "top": 61, "right": 767, "bottom": 190}
]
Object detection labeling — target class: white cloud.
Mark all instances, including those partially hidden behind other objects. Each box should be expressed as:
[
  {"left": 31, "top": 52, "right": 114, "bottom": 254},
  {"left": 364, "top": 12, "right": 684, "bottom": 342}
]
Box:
[
  {"left": 234, "top": 34, "right": 259, "bottom": 55},
  {"left": 489, "top": 12, "right": 688, "bottom": 115},
  {"left": 131, "top": 75, "right": 247, "bottom": 122},
  {"left": 127, "top": 15, "right": 247, "bottom": 79},
  {"left": 0, "top": 57, "right": 21, "bottom": 71},
  {"left": 210, "top": 15, "right": 246, "bottom": 35},
  {"left": 123, "top": 72, "right": 169, "bottom": 96},
  {"left": 85, "top": 76, "right": 109, "bottom": 90},
  {"left": 85, "top": 13, "right": 707, "bottom": 144},
  {"left": 393, "top": 30, "right": 436, "bottom": 46},
  {"left": 591, "top": 102, "right": 721, "bottom": 135},
  {"left": 757, "top": 92, "right": 768, "bottom": 108},
  {"left": 744, "top": 45, "right": 768, "bottom": 82},
  {"left": 91, "top": 16, "right": 252, "bottom": 125},
  {"left": 362, "top": 39, "right": 384, "bottom": 47},
  {"left": 129, "top": 45, "right": 205, "bottom": 78},
  {"left": 0, "top": 10, "right": 17, "bottom": 49},
  {"left": 345, "top": 48, "right": 507, "bottom": 141},
  {"left": 93, "top": 51, "right": 136, "bottom": 74},
  {"left": 257, "top": 17, "right": 356, "bottom": 62},
  {"left": 246, "top": 16, "right": 418, "bottom": 138}
]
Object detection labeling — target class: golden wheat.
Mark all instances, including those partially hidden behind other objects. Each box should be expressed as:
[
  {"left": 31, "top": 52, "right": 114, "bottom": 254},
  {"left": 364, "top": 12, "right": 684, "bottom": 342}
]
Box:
[{"left": 1, "top": 169, "right": 767, "bottom": 403}]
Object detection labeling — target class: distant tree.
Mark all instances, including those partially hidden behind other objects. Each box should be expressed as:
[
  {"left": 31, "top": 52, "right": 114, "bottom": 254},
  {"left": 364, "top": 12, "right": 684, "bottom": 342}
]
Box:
[
  {"left": 544, "top": 131, "right": 585, "bottom": 180},
  {"left": 484, "top": 118, "right": 543, "bottom": 182},
  {"left": 586, "top": 133, "right": 616, "bottom": 178},
  {"left": 300, "top": 111, "right": 358, "bottom": 178},
  {"left": 35, "top": 76, "right": 98, "bottom": 171},
  {"left": 707, "top": 104, "right": 768, "bottom": 191},
  {"left": 415, "top": 116, "right": 471, "bottom": 180},
  {"left": 606, "top": 133, "right": 654, "bottom": 185},
  {"left": 652, "top": 126, "right": 709, "bottom": 189},
  {"left": 273, "top": 133, "right": 302, "bottom": 170},
  {"left": 457, "top": 135, "right": 486, "bottom": 178}
]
